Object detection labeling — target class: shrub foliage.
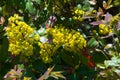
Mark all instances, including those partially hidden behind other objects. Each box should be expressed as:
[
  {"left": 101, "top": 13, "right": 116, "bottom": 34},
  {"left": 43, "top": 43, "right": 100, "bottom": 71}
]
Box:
[{"left": 0, "top": 0, "right": 120, "bottom": 80}]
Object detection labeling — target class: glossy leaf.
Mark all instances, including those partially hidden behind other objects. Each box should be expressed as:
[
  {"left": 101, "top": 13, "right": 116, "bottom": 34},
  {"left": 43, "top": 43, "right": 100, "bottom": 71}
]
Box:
[
  {"left": 26, "top": 0, "right": 36, "bottom": 14},
  {"left": 24, "top": 67, "right": 37, "bottom": 80},
  {"left": 87, "top": 38, "right": 98, "bottom": 48},
  {"left": 33, "top": 0, "right": 41, "bottom": 4},
  {"left": 0, "top": 37, "right": 9, "bottom": 62},
  {"left": 61, "top": 53, "right": 74, "bottom": 67}
]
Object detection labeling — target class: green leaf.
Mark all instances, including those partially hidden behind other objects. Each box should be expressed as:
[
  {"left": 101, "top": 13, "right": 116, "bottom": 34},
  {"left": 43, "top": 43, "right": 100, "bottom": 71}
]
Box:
[
  {"left": 104, "top": 60, "right": 119, "bottom": 67},
  {"left": 82, "top": 2, "right": 90, "bottom": 11},
  {"left": 87, "top": 38, "right": 98, "bottom": 48},
  {"left": 0, "top": 37, "right": 9, "bottom": 62},
  {"left": 24, "top": 67, "right": 37, "bottom": 80},
  {"left": 61, "top": 53, "right": 74, "bottom": 67},
  {"left": 77, "top": 66, "right": 97, "bottom": 79},
  {"left": 13, "top": 0, "right": 21, "bottom": 6},
  {"left": 104, "top": 56, "right": 120, "bottom": 67},
  {"left": 92, "top": 52, "right": 107, "bottom": 64},
  {"left": 32, "top": 60, "right": 46, "bottom": 73},
  {"left": 33, "top": 0, "right": 41, "bottom": 4},
  {"left": 26, "top": 0, "right": 36, "bottom": 14},
  {"left": 37, "top": 27, "right": 46, "bottom": 35},
  {"left": 98, "top": 39, "right": 105, "bottom": 47},
  {"left": 97, "top": 63, "right": 106, "bottom": 69},
  {"left": 114, "top": 0, "right": 120, "bottom": 6},
  {"left": 72, "top": 53, "right": 81, "bottom": 67},
  {"left": 18, "top": 64, "right": 24, "bottom": 69},
  {"left": 113, "top": 69, "right": 120, "bottom": 74},
  {"left": 5, "top": 0, "right": 12, "bottom": 14},
  {"left": 77, "top": 4, "right": 82, "bottom": 9},
  {"left": 79, "top": 53, "right": 89, "bottom": 65},
  {"left": 0, "top": 7, "right": 2, "bottom": 14},
  {"left": 69, "top": 73, "right": 79, "bottom": 80}
]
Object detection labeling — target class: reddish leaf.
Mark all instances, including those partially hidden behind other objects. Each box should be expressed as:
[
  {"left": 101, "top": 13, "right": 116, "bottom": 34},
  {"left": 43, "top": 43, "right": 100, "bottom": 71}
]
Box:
[
  {"left": 90, "top": 21, "right": 104, "bottom": 25},
  {"left": 104, "top": 12, "right": 112, "bottom": 22},
  {"left": 87, "top": 55, "right": 92, "bottom": 60},
  {"left": 117, "top": 22, "right": 120, "bottom": 30},
  {"left": 98, "top": 7, "right": 104, "bottom": 15},
  {"left": 88, "top": 61, "right": 95, "bottom": 68}
]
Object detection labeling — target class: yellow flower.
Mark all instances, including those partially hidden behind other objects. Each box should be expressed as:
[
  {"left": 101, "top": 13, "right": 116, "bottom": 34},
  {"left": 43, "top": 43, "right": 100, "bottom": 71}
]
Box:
[
  {"left": 23, "top": 77, "right": 31, "bottom": 80},
  {"left": 78, "top": 10, "right": 85, "bottom": 15},
  {"left": 6, "top": 14, "right": 36, "bottom": 57},
  {"left": 72, "top": 8, "right": 85, "bottom": 21},
  {"left": 39, "top": 42, "right": 55, "bottom": 63},
  {"left": 75, "top": 9, "right": 79, "bottom": 14},
  {"left": 34, "top": 34, "right": 40, "bottom": 41},
  {"left": 99, "top": 24, "right": 112, "bottom": 35},
  {"left": 47, "top": 26, "right": 86, "bottom": 53}
]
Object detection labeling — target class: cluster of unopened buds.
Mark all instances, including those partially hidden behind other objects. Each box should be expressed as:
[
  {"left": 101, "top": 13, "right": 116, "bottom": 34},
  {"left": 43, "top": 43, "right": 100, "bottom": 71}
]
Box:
[{"left": 72, "top": 8, "right": 85, "bottom": 21}]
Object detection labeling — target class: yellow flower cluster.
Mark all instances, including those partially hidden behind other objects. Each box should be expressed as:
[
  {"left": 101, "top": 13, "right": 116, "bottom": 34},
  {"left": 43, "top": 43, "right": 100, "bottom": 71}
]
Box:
[
  {"left": 73, "top": 8, "right": 85, "bottom": 21},
  {"left": 38, "top": 42, "right": 58, "bottom": 63},
  {"left": 47, "top": 26, "right": 86, "bottom": 52},
  {"left": 23, "top": 77, "right": 31, "bottom": 80},
  {"left": 38, "top": 26, "right": 86, "bottom": 63},
  {"left": 99, "top": 24, "right": 113, "bottom": 35},
  {"left": 6, "top": 14, "right": 39, "bottom": 56}
]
